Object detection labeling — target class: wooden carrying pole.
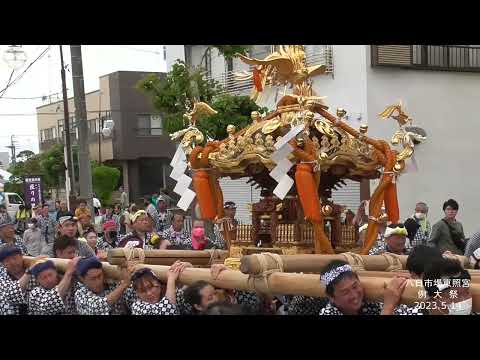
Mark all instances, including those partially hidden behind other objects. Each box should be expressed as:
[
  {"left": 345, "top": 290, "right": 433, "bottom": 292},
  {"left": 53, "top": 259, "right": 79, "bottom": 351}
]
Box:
[
  {"left": 106, "top": 248, "right": 229, "bottom": 266},
  {"left": 23, "top": 257, "right": 480, "bottom": 311},
  {"left": 24, "top": 257, "right": 123, "bottom": 281},
  {"left": 239, "top": 253, "right": 471, "bottom": 275}
]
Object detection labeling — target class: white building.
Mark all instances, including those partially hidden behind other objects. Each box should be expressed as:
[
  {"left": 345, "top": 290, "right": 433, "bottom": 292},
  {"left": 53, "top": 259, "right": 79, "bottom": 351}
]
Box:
[{"left": 165, "top": 45, "right": 480, "bottom": 236}]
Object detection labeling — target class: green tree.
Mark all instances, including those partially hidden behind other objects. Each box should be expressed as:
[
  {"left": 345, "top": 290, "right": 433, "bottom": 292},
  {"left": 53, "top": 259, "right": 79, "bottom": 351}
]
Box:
[
  {"left": 196, "top": 94, "right": 268, "bottom": 140},
  {"left": 5, "top": 144, "right": 81, "bottom": 196},
  {"left": 40, "top": 144, "right": 66, "bottom": 189},
  {"left": 6, "top": 153, "right": 44, "bottom": 196},
  {"left": 138, "top": 59, "right": 267, "bottom": 141},
  {"left": 138, "top": 60, "right": 221, "bottom": 136},
  {"left": 16, "top": 150, "right": 35, "bottom": 162},
  {"left": 212, "top": 45, "right": 250, "bottom": 59},
  {"left": 198, "top": 46, "right": 251, "bottom": 68},
  {"left": 92, "top": 164, "right": 121, "bottom": 205}
]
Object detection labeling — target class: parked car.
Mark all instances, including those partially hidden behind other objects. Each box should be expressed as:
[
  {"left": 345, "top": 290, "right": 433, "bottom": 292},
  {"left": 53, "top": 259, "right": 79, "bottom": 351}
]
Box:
[{"left": 4, "top": 192, "right": 25, "bottom": 219}]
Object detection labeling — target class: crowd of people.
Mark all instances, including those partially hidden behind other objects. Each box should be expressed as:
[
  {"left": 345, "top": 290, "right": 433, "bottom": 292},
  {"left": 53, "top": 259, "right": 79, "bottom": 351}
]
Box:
[
  {"left": 0, "top": 190, "right": 477, "bottom": 315},
  {"left": 348, "top": 198, "right": 477, "bottom": 262}
]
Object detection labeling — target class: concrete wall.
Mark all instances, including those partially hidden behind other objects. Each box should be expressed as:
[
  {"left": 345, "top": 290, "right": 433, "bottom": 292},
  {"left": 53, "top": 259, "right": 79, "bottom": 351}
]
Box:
[
  {"left": 166, "top": 45, "right": 185, "bottom": 71},
  {"left": 365, "top": 45, "right": 480, "bottom": 236},
  {"left": 37, "top": 90, "right": 100, "bottom": 136},
  {"left": 88, "top": 139, "right": 113, "bottom": 162},
  {"left": 108, "top": 71, "right": 175, "bottom": 160},
  {"left": 313, "top": 45, "right": 369, "bottom": 130}
]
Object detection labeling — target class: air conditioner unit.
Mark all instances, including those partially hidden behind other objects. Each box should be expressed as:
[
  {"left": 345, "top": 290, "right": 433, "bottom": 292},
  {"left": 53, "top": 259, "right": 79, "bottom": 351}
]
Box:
[{"left": 104, "top": 119, "right": 114, "bottom": 130}]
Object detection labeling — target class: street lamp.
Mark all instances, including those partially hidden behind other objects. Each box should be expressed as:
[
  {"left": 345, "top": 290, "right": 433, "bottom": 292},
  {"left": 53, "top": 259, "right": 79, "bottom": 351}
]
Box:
[{"left": 2, "top": 45, "right": 27, "bottom": 70}]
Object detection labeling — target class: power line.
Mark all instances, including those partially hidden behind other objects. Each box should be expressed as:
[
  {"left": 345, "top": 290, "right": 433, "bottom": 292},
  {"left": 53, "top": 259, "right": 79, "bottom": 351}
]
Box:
[
  {"left": 0, "top": 70, "right": 15, "bottom": 97},
  {"left": 0, "top": 91, "right": 64, "bottom": 100},
  {"left": 0, "top": 46, "right": 51, "bottom": 98},
  {"left": 0, "top": 96, "right": 44, "bottom": 100},
  {"left": 0, "top": 109, "right": 142, "bottom": 116}
]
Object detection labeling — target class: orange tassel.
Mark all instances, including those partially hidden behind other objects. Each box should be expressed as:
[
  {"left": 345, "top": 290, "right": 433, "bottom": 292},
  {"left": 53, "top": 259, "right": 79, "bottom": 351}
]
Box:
[
  {"left": 384, "top": 182, "right": 400, "bottom": 223},
  {"left": 253, "top": 68, "right": 263, "bottom": 92},
  {"left": 192, "top": 170, "right": 217, "bottom": 220},
  {"left": 295, "top": 163, "right": 322, "bottom": 223}
]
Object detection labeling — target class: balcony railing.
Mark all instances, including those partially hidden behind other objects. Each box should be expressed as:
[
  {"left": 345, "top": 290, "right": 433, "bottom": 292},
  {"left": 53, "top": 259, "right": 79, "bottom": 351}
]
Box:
[
  {"left": 39, "top": 138, "right": 60, "bottom": 152},
  {"left": 372, "top": 45, "right": 480, "bottom": 72},
  {"left": 207, "top": 45, "right": 334, "bottom": 95},
  {"left": 136, "top": 127, "right": 163, "bottom": 136}
]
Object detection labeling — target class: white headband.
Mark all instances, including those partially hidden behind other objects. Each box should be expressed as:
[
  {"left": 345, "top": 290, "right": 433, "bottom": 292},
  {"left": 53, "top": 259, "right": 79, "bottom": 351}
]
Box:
[{"left": 321, "top": 264, "right": 353, "bottom": 287}]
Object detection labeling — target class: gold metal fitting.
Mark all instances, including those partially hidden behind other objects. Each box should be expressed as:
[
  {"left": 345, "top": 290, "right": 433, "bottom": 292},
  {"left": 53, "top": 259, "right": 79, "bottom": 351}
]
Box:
[
  {"left": 295, "top": 134, "right": 305, "bottom": 147},
  {"left": 393, "top": 161, "right": 405, "bottom": 173},
  {"left": 250, "top": 111, "right": 261, "bottom": 122},
  {"left": 304, "top": 111, "right": 315, "bottom": 121},
  {"left": 226, "top": 124, "right": 236, "bottom": 135},
  {"left": 322, "top": 204, "right": 333, "bottom": 216},
  {"left": 336, "top": 108, "right": 347, "bottom": 118}
]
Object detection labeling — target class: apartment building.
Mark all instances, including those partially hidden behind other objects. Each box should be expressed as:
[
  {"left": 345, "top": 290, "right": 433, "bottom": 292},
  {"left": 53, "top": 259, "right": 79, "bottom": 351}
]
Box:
[{"left": 36, "top": 70, "right": 176, "bottom": 203}]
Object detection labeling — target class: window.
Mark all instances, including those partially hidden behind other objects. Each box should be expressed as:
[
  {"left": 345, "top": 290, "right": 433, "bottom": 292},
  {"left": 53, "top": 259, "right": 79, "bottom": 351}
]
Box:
[
  {"left": 88, "top": 119, "right": 100, "bottom": 135},
  {"left": 184, "top": 45, "right": 192, "bottom": 67},
  {"left": 204, "top": 47, "right": 212, "bottom": 78},
  {"left": 40, "top": 128, "right": 55, "bottom": 142},
  {"left": 8, "top": 194, "right": 23, "bottom": 205},
  {"left": 69, "top": 116, "right": 76, "bottom": 132},
  {"left": 226, "top": 57, "right": 233, "bottom": 72},
  {"left": 373, "top": 45, "right": 480, "bottom": 72},
  {"left": 150, "top": 115, "right": 162, "bottom": 135},
  {"left": 137, "top": 114, "right": 163, "bottom": 136},
  {"left": 249, "top": 45, "right": 271, "bottom": 59}
]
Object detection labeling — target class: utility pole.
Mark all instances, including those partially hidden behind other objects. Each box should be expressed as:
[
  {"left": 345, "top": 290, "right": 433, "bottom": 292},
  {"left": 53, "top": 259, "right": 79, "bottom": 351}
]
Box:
[
  {"left": 59, "top": 45, "right": 75, "bottom": 204},
  {"left": 97, "top": 91, "right": 102, "bottom": 164},
  {"left": 6, "top": 135, "right": 17, "bottom": 166},
  {"left": 70, "top": 45, "right": 93, "bottom": 211}
]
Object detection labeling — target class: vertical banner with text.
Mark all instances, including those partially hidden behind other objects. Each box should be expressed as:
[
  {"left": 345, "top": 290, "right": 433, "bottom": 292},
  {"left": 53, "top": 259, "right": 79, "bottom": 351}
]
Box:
[{"left": 24, "top": 176, "right": 43, "bottom": 208}]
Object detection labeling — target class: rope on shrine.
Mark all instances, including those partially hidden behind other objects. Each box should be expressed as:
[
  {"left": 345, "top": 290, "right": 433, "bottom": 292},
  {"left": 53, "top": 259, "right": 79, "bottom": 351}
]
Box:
[
  {"left": 342, "top": 252, "right": 366, "bottom": 271},
  {"left": 122, "top": 247, "right": 146, "bottom": 268},
  {"left": 381, "top": 252, "right": 403, "bottom": 272},
  {"left": 208, "top": 249, "right": 221, "bottom": 266},
  {"left": 300, "top": 160, "right": 317, "bottom": 164},
  {"left": 368, "top": 215, "right": 381, "bottom": 223},
  {"left": 246, "top": 253, "right": 284, "bottom": 296}
]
